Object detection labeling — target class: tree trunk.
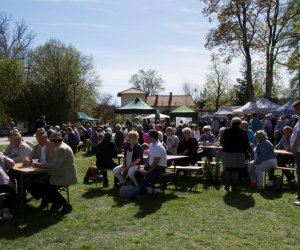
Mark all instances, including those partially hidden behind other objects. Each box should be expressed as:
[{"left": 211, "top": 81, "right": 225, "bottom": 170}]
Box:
[
  {"left": 245, "top": 49, "right": 254, "bottom": 101},
  {"left": 265, "top": 48, "right": 275, "bottom": 100}
]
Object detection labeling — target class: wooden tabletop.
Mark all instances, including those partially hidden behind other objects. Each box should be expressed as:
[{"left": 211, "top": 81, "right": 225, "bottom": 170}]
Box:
[
  {"left": 13, "top": 163, "right": 48, "bottom": 174},
  {"left": 274, "top": 150, "right": 293, "bottom": 156},
  {"left": 199, "top": 145, "right": 223, "bottom": 150},
  {"left": 116, "top": 154, "right": 188, "bottom": 161}
]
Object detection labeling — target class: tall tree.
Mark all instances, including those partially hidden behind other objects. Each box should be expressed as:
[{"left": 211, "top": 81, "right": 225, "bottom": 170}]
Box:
[
  {"left": 0, "top": 58, "right": 25, "bottom": 124},
  {"left": 25, "top": 39, "right": 101, "bottom": 125},
  {"left": 257, "top": 0, "right": 300, "bottom": 99},
  {"left": 0, "top": 13, "right": 35, "bottom": 60},
  {"left": 287, "top": 17, "right": 300, "bottom": 96},
  {"left": 203, "top": 54, "right": 233, "bottom": 110},
  {"left": 202, "top": 0, "right": 262, "bottom": 101},
  {"left": 182, "top": 81, "right": 196, "bottom": 96},
  {"left": 129, "top": 69, "right": 165, "bottom": 95}
]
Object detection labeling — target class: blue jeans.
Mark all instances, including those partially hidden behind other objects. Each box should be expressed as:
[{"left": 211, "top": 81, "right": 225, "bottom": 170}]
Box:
[
  {"left": 134, "top": 166, "right": 165, "bottom": 196},
  {"left": 294, "top": 153, "right": 300, "bottom": 197}
]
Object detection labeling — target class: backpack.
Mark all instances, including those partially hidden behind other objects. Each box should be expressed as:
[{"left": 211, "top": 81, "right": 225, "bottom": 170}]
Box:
[{"left": 119, "top": 185, "right": 137, "bottom": 197}]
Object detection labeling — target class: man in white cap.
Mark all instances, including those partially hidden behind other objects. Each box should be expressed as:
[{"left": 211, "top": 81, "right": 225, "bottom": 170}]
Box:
[
  {"left": 33, "top": 131, "right": 77, "bottom": 215},
  {"left": 4, "top": 129, "right": 32, "bottom": 200}
]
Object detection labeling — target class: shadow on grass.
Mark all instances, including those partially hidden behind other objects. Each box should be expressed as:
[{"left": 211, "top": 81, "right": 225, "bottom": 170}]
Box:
[
  {"left": 0, "top": 205, "right": 63, "bottom": 239},
  {"left": 81, "top": 187, "right": 118, "bottom": 199},
  {"left": 133, "top": 192, "right": 180, "bottom": 218},
  {"left": 223, "top": 192, "right": 255, "bottom": 210},
  {"left": 259, "top": 190, "right": 283, "bottom": 200}
]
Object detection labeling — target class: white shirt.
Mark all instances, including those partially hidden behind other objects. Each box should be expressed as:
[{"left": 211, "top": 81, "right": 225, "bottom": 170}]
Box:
[
  {"left": 40, "top": 145, "right": 47, "bottom": 164},
  {"left": 290, "top": 120, "right": 300, "bottom": 152},
  {"left": 126, "top": 150, "right": 133, "bottom": 168},
  {"left": 148, "top": 141, "right": 167, "bottom": 167}
]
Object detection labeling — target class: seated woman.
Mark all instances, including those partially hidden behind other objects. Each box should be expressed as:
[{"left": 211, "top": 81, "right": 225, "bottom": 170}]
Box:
[
  {"left": 247, "top": 130, "right": 277, "bottom": 191},
  {"left": 267, "top": 126, "right": 295, "bottom": 186},
  {"left": 95, "top": 132, "right": 118, "bottom": 187},
  {"left": 177, "top": 127, "right": 198, "bottom": 166},
  {"left": 0, "top": 153, "right": 16, "bottom": 219},
  {"left": 165, "top": 127, "right": 179, "bottom": 155},
  {"left": 198, "top": 125, "right": 216, "bottom": 161},
  {"left": 113, "top": 131, "right": 144, "bottom": 186}
]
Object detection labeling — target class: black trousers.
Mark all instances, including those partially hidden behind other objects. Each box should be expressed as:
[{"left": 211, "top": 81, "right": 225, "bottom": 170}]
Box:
[
  {"left": 0, "top": 185, "right": 16, "bottom": 209},
  {"left": 45, "top": 185, "right": 68, "bottom": 207}
]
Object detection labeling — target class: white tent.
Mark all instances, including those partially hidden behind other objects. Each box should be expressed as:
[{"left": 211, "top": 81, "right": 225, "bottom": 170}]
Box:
[
  {"left": 233, "top": 97, "right": 280, "bottom": 115},
  {"left": 212, "top": 106, "right": 242, "bottom": 117},
  {"left": 143, "top": 113, "right": 170, "bottom": 120}
]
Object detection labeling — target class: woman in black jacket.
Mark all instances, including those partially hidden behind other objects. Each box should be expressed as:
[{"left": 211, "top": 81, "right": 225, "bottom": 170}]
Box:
[
  {"left": 221, "top": 117, "right": 251, "bottom": 191},
  {"left": 96, "top": 132, "right": 118, "bottom": 187}
]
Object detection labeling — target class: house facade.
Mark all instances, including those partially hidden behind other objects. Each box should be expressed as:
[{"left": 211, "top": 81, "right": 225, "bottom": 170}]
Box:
[{"left": 117, "top": 87, "right": 196, "bottom": 114}]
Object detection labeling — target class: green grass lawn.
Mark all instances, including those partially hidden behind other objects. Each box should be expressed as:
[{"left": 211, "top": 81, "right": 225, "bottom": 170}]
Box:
[{"left": 0, "top": 145, "right": 300, "bottom": 249}]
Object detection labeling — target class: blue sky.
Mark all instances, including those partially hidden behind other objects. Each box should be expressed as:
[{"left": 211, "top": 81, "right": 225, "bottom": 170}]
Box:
[{"left": 3, "top": 0, "right": 249, "bottom": 104}]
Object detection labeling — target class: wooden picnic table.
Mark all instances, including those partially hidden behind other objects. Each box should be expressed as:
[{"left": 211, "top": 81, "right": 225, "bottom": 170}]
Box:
[
  {"left": 13, "top": 163, "right": 48, "bottom": 214},
  {"left": 116, "top": 154, "right": 189, "bottom": 164},
  {"left": 199, "top": 145, "right": 223, "bottom": 150}
]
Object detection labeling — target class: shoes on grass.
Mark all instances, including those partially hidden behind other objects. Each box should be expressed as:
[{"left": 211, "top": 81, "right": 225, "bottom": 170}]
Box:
[{"left": 60, "top": 204, "right": 73, "bottom": 215}]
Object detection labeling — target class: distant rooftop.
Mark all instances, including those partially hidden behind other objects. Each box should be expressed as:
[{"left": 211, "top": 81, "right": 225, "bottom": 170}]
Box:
[
  {"left": 146, "top": 94, "right": 195, "bottom": 107},
  {"left": 117, "top": 87, "right": 149, "bottom": 97}
]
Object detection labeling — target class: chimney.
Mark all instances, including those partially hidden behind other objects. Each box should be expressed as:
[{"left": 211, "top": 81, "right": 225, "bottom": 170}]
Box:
[{"left": 168, "top": 92, "right": 172, "bottom": 107}]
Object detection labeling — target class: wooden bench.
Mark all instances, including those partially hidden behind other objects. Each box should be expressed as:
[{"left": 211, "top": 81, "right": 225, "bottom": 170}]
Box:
[
  {"left": 264, "top": 165, "right": 297, "bottom": 186},
  {"left": 149, "top": 172, "right": 174, "bottom": 194},
  {"left": 0, "top": 193, "right": 9, "bottom": 219}
]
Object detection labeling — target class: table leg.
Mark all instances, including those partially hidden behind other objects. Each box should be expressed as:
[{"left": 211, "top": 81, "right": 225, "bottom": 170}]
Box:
[{"left": 20, "top": 174, "right": 24, "bottom": 215}]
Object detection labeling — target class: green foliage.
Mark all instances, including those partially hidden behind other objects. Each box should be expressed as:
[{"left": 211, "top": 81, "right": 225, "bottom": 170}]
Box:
[
  {"left": 0, "top": 58, "right": 26, "bottom": 124},
  {"left": 129, "top": 69, "right": 165, "bottom": 95},
  {"left": 24, "top": 39, "right": 101, "bottom": 125}
]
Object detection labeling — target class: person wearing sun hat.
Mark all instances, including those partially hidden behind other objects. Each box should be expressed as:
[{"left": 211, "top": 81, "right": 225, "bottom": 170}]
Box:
[
  {"left": 4, "top": 129, "right": 32, "bottom": 163},
  {"left": 4, "top": 129, "right": 32, "bottom": 201},
  {"left": 33, "top": 131, "right": 78, "bottom": 215}
]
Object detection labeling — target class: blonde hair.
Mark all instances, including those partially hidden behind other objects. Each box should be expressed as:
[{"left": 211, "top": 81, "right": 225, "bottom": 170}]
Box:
[
  {"left": 231, "top": 117, "right": 242, "bottom": 127},
  {"left": 165, "top": 127, "right": 174, "bottom": 135},
  {"left": 182, "top": 127, "right": 192, "bottom": 134},
  {"left": 202, "top": 125, "right": 212, "bottom": 132},
  {"left": 255, "top": 130, "right": 268, "bottom": 141},
  {"left": 127, "top": 130, "right": 139, "bottom": 139}
]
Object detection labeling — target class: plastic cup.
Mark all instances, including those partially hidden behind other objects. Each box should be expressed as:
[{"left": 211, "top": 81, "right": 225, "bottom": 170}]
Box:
[{"left": 32, "top": 159, "right": 39, "bottom": 164}]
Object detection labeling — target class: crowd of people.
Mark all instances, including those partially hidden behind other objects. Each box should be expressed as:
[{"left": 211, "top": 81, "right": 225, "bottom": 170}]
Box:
[{"left": 1, "top": 102, "right": 300, "bottom": 219}]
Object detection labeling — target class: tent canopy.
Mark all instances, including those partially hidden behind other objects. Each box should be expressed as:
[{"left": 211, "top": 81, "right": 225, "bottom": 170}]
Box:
[
  {"left": 169, "top": 105, "right": 197, "bottom": 121},
  {"left": 143, "top": 113, "right": 170, "bottom": 120},
  {"left": 170, "top": 105, "right": 196, "bottom": 114},
  {"left": 114, "top": 97, "right": 156, "bottom": 114},
  {"left": 77, "top": 112, "right": 99, "bottom": 121},
  {"left": 271, "top": 99, "right": 295, "bottom": 115},
  {"left": 212, "top": 106, "right": 242, "bottom": 117},
  {"left": 233, "top": 97, "right": 279, "bottom": 115}
]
